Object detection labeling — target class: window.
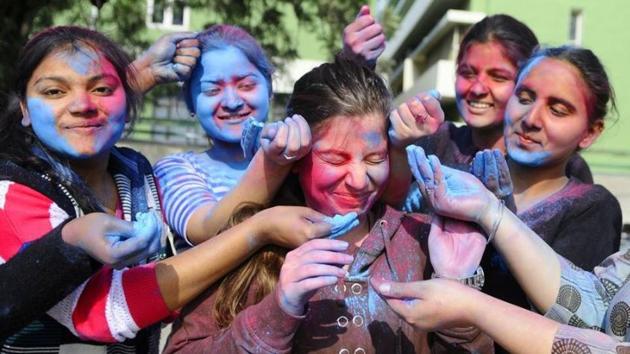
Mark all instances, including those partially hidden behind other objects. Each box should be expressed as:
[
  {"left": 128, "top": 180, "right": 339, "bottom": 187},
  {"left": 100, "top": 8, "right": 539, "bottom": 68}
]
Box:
[
  {"left": 569, "top": 9, "right": 583, "bottom": 45},
  {"left": 147, "top": 0, "right": 190, "bottom": 30}
]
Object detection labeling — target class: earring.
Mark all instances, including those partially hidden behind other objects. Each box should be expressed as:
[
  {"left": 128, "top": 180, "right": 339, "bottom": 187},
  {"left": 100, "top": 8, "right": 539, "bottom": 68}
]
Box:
[{"left": 190, "top": 112, "right": 195, "bottom": 118}]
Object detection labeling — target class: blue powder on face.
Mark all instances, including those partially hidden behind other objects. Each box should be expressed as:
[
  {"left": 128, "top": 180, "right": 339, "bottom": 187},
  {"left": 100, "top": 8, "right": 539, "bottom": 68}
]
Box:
[
  {"left": 362, "top": 131, "right": 382, "bottom": 149},
  {"left": 57, "top": 48, "right": 99, "bottom": 76},
  {"left": 27, "top": 98, "right": 82, "bottom": 158},
  {"left": 324, "top": 212, "right": 359, "bottom": 239},
  {"left": 507, "top": 146, "right": 551, "bottom": 167}
]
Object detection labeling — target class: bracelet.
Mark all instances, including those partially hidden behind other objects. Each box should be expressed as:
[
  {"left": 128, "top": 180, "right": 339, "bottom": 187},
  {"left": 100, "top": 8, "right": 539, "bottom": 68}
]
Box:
[
  {"left": 431, "top": 266, "right": 485, "bottom": 290},
  {"left": 486, "top": 199, "right": 505, "bottom": 244}
]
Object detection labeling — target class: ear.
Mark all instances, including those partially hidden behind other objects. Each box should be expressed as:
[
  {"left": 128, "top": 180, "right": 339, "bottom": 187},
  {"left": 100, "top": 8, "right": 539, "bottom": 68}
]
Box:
[
  {"left": 19, "top": 101, "right": 31, "bottom": 127},
  {"left": 578, "top": 119, "right": 604, "bottom": 149}
]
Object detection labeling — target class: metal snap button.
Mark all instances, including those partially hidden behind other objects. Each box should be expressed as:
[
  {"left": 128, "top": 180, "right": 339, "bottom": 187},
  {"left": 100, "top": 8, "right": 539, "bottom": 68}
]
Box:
[
  {"left": 334, "top": 283, "right": 347, "bottom": 293},
  {"left": 351, "top": 283, "right": 363, "bottom": 294},
  {"left": 337, "top": 315, "right": 349, "bottom": 328},
  {"left": 352, "top": 315, "right": 364, "bottom": 327},
  {"left": 354, "top": 348, "right": 366, "bottom": 354},
  {"left": 338, "top": 349, "right": 350, "bottom": 354}
]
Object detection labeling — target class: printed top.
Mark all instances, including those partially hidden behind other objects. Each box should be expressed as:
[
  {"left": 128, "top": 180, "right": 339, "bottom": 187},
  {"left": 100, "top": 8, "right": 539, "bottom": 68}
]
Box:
[
  {"left": 548, "top": 250, "right": 630, "bottom": 353},
  {"left": 154, "top": 150, "right": 246, "bottom": 244}
]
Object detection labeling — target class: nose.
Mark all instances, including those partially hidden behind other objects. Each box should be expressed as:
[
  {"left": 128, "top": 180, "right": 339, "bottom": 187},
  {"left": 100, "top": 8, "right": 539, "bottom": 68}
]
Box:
[
  {"left": 520, "top": 103, "right": 543, "bottom": 130},
  {"left": 345, "top": 163, "right": 370, "bottom": 192},
  {"left": 221, "top": 87, "right": 244, "bottom": 112},
  {"left": 68, "top": 91, "right": 97, "bottom": 116},
  {"left": 469, "top": 76, "right": 489, "bottom": 97}
]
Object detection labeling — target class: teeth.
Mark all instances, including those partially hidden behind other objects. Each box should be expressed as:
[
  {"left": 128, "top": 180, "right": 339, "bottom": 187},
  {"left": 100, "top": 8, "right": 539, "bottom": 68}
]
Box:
[{"left": 468, "top": 100, "right": 492, "bottom": 108}]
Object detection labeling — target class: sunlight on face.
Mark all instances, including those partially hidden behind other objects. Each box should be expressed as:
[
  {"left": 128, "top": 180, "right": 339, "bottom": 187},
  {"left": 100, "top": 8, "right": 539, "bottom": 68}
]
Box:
[{"left": 296, "top": 113, "right": 389, "bottom": 216}]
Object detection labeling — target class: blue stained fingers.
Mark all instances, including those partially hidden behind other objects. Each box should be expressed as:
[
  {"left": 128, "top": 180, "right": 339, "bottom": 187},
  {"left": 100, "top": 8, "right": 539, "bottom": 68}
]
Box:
[
  {"left": 324, "top": 212, "right": 360, "bottom": 239},
  {"left": 240, "top": 117, "right": 264, "bottom": 159}
]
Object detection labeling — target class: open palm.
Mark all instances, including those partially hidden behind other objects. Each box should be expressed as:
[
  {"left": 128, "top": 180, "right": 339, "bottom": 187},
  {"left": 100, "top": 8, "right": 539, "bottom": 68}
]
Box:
[{"left": 428, "top": 215, "right": 486, "bottom": 278}]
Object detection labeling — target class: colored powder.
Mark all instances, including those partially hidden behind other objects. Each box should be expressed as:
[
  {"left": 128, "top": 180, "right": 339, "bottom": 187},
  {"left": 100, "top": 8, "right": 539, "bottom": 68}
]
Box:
[{"left": 324, "top": 212, "right": 359, "bottom": 239}]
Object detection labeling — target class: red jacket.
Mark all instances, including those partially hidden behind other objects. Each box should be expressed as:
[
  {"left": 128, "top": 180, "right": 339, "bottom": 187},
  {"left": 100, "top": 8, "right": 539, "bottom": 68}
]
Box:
[{"left": 165, "top": 204, "right": 493, "bottom": 353}]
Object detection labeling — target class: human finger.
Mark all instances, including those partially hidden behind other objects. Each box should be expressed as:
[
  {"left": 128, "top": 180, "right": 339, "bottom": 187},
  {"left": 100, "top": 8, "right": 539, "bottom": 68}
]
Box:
[
  {"left": 292, "top": 114, "right": 311, "bottom": 153},
  {"left": 283, "top": 116, "right": 301, "bottom": 158},
  {"left": 294, "top": 249, "right": 354, "bottom": 266},
  {"left": 428, "top": 154, "right": 444, "bottom": 196},
  {"left": 357, "top": 23, "right": 384, "bottom": 43},
  {"left": 356, "top": 4, "right": 371, "bottom": 18},
  {"left": 291, "top": 263, "right": 347, "bottom": 282},
  {"left": 167, "top": 32, "right": 198, "bottom": 43},
  {"left": 175, "top": 46, "right": 200, "bottom": 58},
  {"left": 494, "top": 149, "right": 511, "bottom": 189},
  {"left": 267, "top": 121, "right": 289, "bottom": 156},
  {"left": 372, "top": 278, "right": 425, "bottom": 299},
  {"left": 407, "top": 97, "right": 429, "bottom": 123},
  {"left": 483, "top": 149, "right": 498, "bottom": 187},
  {"left": 292, "top": 238, "right": 350, "bottom": 255},
  {"left": 173, "top": 55, "right": 197, "bottom": 68},
  {"left": 175, "top": 37, "right": 199, "bottom": 49},
  {"left": 471, "top": 151, "right": 484, "bottom": 178}
]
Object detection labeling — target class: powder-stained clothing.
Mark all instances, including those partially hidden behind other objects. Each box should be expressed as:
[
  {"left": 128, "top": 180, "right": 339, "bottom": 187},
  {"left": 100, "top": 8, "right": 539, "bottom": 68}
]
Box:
[
  {"left": 0, "top": 219, "right": 99, "bottom": 339},
  {"left": 154, "top": 151, "right": 245, "bottom": 245},
  {"left": 164, "top": 205, "right": 493, "bottom": 354},
  {"left": 482, "top": 178, "right": 622, "bottom": 311},
  {"left": 547, "top": 250, "right": 630, "bottom": 353},
  {"left": 0, "top": 147, "right": 171, "bottom": 353}
]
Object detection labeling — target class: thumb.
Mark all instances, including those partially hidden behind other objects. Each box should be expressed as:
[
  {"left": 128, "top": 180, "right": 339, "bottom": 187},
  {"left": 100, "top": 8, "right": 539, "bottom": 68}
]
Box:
[
  {"left": 419, "top": 93, "right": 444, "bottom": 121},
  {"left": 166, "top": 31, "right": 198, "bottom": 43},
  {"left": 371, "top": 278, "right": 426, "bottom": 300},
  {"left": 357, "top": 5, "right": 370, "bottom": 18}
]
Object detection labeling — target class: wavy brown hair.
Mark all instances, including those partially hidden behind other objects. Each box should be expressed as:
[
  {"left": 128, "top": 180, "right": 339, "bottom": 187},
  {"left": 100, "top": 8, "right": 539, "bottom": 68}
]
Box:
[{"left": 212, "top": 203, "right": 286, "bottom": 328}]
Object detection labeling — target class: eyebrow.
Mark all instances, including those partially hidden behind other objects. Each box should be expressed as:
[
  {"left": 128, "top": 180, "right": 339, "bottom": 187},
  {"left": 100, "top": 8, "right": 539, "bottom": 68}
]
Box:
[
  {"left": 34, "top": 73, "right": 119, "bottom": 86},
  {"left": 200, "top": 73, "right": 258, "bottom": 83}
]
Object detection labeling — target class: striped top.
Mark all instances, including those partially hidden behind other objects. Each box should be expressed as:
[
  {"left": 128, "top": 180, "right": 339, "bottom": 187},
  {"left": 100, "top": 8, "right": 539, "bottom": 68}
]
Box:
[{"left": 154, "top": 151, "right": 247, "bottom": 245}]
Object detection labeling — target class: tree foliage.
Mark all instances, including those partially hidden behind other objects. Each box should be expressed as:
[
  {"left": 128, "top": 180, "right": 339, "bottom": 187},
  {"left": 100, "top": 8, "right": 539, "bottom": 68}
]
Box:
[{"left": 0, "top": 0, "right": 364, "bottom": 109}]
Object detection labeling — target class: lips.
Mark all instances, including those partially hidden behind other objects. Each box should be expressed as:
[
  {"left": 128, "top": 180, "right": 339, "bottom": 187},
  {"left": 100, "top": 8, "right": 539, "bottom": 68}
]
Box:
[
  {"left": 216, "top": 111, "right": 252, "bottom": 124},
  {"left": 515, "top": 132, "right": 541, "bottom": 146},
  {"left": 331, "top": 192, "right": 373, "bottom": 210},
  {"left": 64, "top": 120, "right": 106, "bottom": 132}
]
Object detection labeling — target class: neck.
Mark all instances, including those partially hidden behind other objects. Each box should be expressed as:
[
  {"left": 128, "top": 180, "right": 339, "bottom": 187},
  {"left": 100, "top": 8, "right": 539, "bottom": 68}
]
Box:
[
  {"left": 342, "top": 212, "right": 372, "bottom": 248},
  {"left": 471, "top": 125, "right": 505, "bottom": 152},
  {"left": 509, "top": 158, "right": 569, "bottom": 212},
  {"left": 70, "top": 152, "right": 118, "bottom": 214},
  {"left": 208, "top": 139, "right": 247, "bottom": 162}
]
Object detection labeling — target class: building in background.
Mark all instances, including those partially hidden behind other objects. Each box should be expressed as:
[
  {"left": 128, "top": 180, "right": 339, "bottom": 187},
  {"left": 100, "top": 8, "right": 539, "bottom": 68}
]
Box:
[{"left": 376, "top": 0, "right": 630, "bottom": 174}]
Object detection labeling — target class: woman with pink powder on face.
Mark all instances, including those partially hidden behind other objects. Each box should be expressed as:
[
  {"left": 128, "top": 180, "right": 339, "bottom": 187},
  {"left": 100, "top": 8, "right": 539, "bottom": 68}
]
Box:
[{"left": 165, "top": 57, "right": 493, "bottom": 354}]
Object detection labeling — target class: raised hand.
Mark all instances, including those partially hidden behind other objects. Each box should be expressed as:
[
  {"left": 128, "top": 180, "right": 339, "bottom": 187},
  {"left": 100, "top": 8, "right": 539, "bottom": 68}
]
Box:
[
  {"left": 470, "top": 149, "right": 516, "bottom": 211},
  {"left": 260, "top": 114, "right": 312, "bottom": 166},
  {"left": 277, "top": 239, "right": 353, "bottom": 316},
  {"left": 342, "top": 5, "right": 386, "bottom": 68},
  {"left": 62, "top": 211, "right": 163, "bottom": 269},
  {"left": 406, "top": 145, "right": 495, "bottom": 223},
  {"left": 388, "top": 90, "right": 444, "bottom": 148},
  {"left": 372, "top": 277, "right": 475, "bottom": 330},
  {"left": 428, "top": 215, "right": 486, "bottom": 278},
  {"left": 133, "top": 32, "right": 200, "bottom": 92},
  {"left": 254, "top": 206, "right": 332, "bottom": 249},
  {"left": 402, "top": 183, "right": 423, "bottom": 212}
]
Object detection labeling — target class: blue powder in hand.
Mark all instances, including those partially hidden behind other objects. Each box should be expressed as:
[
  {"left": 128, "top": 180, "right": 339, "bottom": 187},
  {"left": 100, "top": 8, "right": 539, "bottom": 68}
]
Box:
[
  {"left": 324, "top": 212, "right": 359, "bottom": 239},
  {"left": 240, "top": 117, "right": 264, "bottom": 159}
]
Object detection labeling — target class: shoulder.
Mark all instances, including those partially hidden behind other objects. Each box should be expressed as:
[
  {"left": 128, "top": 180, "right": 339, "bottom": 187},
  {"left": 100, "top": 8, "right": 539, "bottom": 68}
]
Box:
[{"left": 154, "top": 151, "right": 203, "bottom": 177}]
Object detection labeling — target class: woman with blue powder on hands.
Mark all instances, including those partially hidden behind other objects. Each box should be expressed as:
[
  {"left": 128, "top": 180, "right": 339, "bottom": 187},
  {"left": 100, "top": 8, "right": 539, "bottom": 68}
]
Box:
[
  {"left": 467, "top": 46, "right": 621, "bottom": 317},
  {"left": 0, "top": 25, "right": 337, "bottom": 352},
  {"left": 376, "top": 146, "right": 630, "bottom": 354},
  {"left": 165, "top": 56, "right": 493, "bottom": 354}
]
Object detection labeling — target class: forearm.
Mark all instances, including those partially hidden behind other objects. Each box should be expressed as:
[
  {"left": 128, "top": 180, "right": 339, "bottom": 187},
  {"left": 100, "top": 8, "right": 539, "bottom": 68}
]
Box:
[
  {"left": 479, "top": 197, "right": 561, "bottom": 311},
  {"left": 467, "top": 289, "right": 558, "bottom": 354},
  {"left": 156, "top": 215, "right": 265, "bottom": 310},
  {"left": 186, "top": 150, "right": 291, "bottom": 244},
  {"left": 381, "top": 146, "right": 412, "bottom": 207}
]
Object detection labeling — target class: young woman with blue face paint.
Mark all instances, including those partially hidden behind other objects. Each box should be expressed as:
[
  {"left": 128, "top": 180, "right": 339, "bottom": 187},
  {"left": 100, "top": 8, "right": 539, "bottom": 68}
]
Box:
[
  {"left": 165, "top": 57, "right": 493, "bottom": 354},
  {"left": 0, "top": 26, "right": 337, "bottom": 351}
]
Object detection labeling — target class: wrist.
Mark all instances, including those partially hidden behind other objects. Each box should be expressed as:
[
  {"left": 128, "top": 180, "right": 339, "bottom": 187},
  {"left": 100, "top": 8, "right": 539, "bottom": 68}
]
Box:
[
  {"left": 129, "top": 57, "right": 156, "bottom": 93},
  {"left": 431, "top": 266, "right": 485, "bottom": 290},
  {"left": 478, "top": 193, "right": 500, "bottom": 230},
  {"left": 61, "top": 219, "right": 81, "bottom": 246}
]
